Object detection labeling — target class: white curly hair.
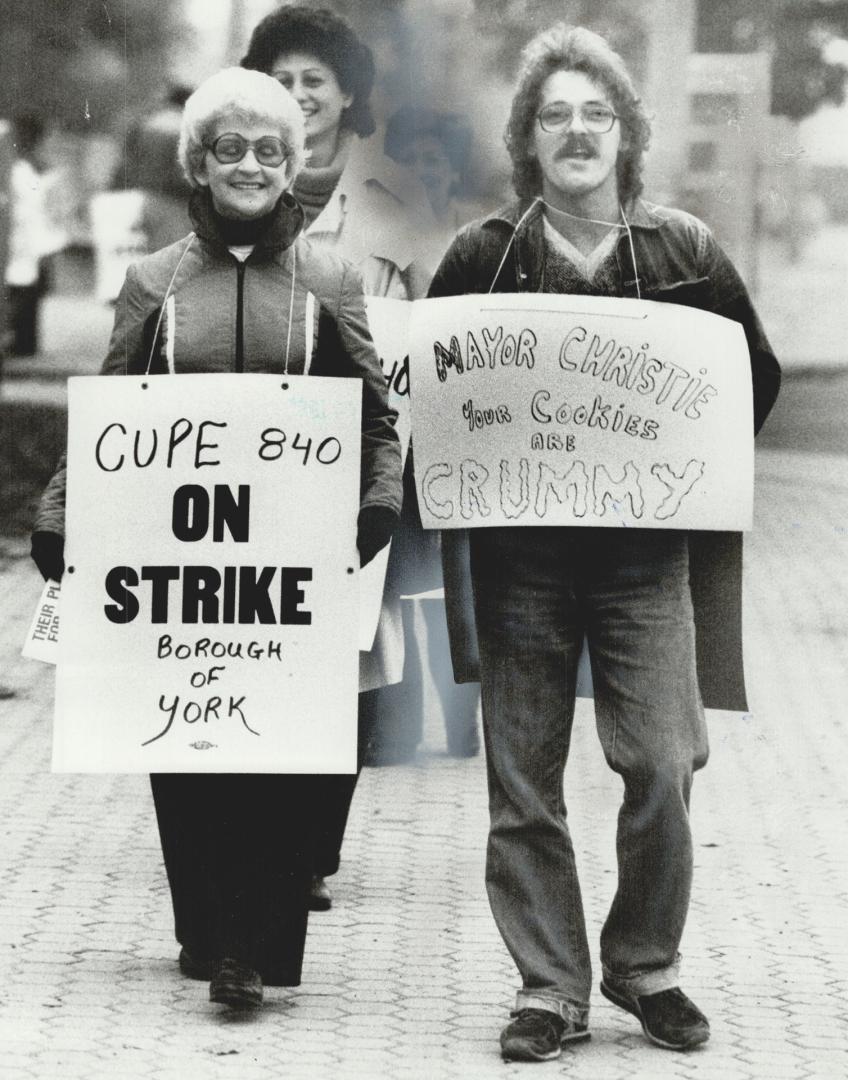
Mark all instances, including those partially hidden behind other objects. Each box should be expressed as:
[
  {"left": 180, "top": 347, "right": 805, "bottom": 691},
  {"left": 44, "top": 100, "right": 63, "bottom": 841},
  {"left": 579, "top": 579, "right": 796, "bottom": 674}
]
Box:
[{"left": 177, "top": 67, "right": 306, "bottom": 188}]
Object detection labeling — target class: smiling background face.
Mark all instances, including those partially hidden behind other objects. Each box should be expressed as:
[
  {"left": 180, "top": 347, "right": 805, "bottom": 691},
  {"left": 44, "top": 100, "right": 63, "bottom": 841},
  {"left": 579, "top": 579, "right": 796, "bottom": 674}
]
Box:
[
  {"left": 531, "top": 68, "right": 623, "bottom": 212},
  {"left": 193, "top": 117, "right": 290, "bottom": 220},
  {"left": 269, "top": 52, "right": 352, "bottom": 165}
]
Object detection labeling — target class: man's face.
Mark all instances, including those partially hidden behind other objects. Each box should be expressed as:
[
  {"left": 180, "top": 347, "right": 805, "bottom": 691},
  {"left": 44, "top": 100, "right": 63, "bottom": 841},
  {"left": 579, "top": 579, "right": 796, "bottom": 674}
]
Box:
[{"left": 530, "top": 69, "right": 623, "bottom": 206}]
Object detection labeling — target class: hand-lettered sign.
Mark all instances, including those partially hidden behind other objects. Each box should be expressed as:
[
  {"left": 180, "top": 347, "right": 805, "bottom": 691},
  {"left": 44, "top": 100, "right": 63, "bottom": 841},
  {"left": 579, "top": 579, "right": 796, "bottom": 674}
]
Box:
[
  {"left": 54, "top": 374, "right": 361, "bottom": 774},
  {"left": 408, "top": 294, "right": 754, "bottom": 531},
  {"left": 22, "top": 579, "right": 61, "bottom": 664},
  {"left": 359, "top": 297, "right": 412, "bottom": 651}
]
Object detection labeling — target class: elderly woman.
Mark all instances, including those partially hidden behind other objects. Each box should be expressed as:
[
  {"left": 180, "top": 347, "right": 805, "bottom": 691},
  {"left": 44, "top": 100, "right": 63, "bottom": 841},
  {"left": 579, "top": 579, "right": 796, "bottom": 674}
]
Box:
[
  {"left": 30, "top": 67, "right": 401, "bottom": 1010},
  {"left": 241, "top": 5, "right": 440, "bottom": 911}
]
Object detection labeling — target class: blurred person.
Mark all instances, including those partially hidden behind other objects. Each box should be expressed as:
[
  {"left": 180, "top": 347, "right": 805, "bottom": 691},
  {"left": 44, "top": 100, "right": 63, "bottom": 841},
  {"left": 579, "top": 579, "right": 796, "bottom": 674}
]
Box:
[
  {"left": 385, "top": 105, "right": 482, "bottom": 250},
  {"left": 378, "top": 104, "right": 485, "bottom": 763},
  {"left": 428, "top": 24, "right": 781, "bottom": 1061},
  {"left": 121, "top": 84, "right": 196, "bottom": 255},
  {"left": 92, "top": 86, "right": 195, "bottom": 306},
  {"left": 30, "top": 67, "right": 401, "bottom": 1010},
  {"left": 4, "top": 114, "right": 66, "bottom": 357},
  {"left": 242, "top": 3, "right": 446, "bottom": 915}
]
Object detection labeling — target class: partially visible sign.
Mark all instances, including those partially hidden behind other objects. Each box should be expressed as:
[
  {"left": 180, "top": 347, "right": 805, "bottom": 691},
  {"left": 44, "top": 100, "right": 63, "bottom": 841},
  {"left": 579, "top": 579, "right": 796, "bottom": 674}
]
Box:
[
  {"left": 22, "top": 579, "right": 61, "bottom": 664},
  {"left": 408, "top": 294, "right": 754, "bottom": 531},
  {"left": 359, "top": 297, "right": 412, "bottom": 650},
  {"left": 54, "top": 374, "right": 361, "bottom": 774}
]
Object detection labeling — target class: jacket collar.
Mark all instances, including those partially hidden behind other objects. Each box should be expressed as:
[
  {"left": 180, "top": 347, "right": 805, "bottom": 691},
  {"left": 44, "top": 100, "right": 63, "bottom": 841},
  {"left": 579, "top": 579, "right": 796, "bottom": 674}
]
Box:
[
  {"left": 303, "top": 133, "right": 434, "bottom": 271},
  {"left": 189, "top": 188, "right": 305, "bottom": 251},
  {"left": 481, "top": 195, "right": 668, "bottom": 294},
  {"left": 482, "top": 195, "right": 667, "bottom": 232}
]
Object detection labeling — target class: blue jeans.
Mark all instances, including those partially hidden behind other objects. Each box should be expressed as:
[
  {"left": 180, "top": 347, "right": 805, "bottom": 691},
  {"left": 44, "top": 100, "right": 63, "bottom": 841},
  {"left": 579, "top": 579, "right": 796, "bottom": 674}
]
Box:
[{"left": 469, "top": 527, "right": 708, "bottom": 1019}]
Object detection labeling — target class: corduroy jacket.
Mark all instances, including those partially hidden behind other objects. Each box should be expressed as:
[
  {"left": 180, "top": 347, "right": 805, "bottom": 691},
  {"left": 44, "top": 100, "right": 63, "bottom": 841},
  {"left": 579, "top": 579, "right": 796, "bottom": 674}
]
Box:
[{"left": 429, "top": 197, "right": 782, "bottom": 711}]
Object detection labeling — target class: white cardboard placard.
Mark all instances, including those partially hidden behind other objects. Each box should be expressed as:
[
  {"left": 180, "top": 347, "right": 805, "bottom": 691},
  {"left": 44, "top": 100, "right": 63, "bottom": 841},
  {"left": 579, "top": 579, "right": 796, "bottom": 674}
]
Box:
[
  {"left": 54, "top": 373, "right": 361, "bottom": 774},
  {"left": 358, "top": 297, "right": 412, "bottom": 649},
  {"left": 408, "top": 294, "right": 754, "bottom": 531},
  {"left": 22, "top": 579, "right": 61, "bottom": 664}
]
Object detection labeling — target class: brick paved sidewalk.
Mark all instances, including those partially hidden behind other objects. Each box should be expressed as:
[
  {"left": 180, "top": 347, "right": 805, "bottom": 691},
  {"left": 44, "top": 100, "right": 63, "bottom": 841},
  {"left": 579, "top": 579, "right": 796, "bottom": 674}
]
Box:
[{"left": 0, "top": 447, "right": 846, "bottom": 1080}]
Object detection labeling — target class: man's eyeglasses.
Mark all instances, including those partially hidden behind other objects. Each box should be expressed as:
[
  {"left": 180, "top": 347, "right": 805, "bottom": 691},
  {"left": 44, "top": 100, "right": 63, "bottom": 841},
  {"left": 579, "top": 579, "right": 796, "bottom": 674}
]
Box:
[
  {"left": 536, "top": 103, "right": 618, "bottom": 135},
  {"left": 207, "top": 133, "right": 288, "bottom": 167}
]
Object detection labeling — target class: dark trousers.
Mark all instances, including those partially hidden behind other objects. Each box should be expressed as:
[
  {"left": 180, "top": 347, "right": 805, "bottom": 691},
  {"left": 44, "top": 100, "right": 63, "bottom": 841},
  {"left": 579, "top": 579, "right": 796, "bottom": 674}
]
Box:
[
  {"left": 6, "top": 283, "right": 40, "bottom": 356},
  {"left": 150, "top": 773, "right": 315, "bottom": 984},
  {"left": 469, "top": 526, "right": 708, "bottom": 1009}
]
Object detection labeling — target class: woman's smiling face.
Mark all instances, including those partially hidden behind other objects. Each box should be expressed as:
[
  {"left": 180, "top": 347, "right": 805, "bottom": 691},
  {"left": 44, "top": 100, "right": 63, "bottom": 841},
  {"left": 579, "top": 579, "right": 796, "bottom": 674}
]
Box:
[
  {"left": 193, "top": 118, "right": 290, "bottom": 220},
  {"left": 269, "top": 52, "right": 352, "bottom": 157}
]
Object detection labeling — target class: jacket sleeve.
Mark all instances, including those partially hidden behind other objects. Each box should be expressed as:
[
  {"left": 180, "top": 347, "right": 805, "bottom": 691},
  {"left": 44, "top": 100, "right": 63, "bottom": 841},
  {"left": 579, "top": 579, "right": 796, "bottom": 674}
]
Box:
[
  {"left": 101, "top": 262, "right": 157, "bottom": 376},
  {"left": 33, "top": 453, "right": 68, "bottom": 536},
  {"left": 330, "top": 262, "right": 403, "bottom": 516},
  {"left": 701, "top": 235, "right": 781, "bottom": 434},
  {"left": 427, "top": 229, "right": 472, "bottom": 299}
]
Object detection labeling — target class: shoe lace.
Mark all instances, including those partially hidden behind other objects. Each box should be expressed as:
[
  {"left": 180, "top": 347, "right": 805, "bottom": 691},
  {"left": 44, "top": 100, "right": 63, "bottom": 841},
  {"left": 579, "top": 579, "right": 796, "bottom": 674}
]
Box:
[{"left": 510, "top": 1008, "right": 562, "bottom": 1036}]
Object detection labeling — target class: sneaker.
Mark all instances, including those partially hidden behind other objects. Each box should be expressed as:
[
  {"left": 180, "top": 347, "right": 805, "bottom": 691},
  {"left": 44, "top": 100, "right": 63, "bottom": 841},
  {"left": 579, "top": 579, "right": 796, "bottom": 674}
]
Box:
[
  {"left": 209, "top": 958, "right": 263, "bottom": 1009},
  {"left": 178, "top": 947, "right": 213, "bottom": 981},
  {"left": 600, "top": 983, "right": 710, "bottom": 1050},
  {"left": 500, "top": 1007, "right": 590, "bottom": 1062},
  {"left": 309, "top": 875, "right": 332, "bottom": 912}
]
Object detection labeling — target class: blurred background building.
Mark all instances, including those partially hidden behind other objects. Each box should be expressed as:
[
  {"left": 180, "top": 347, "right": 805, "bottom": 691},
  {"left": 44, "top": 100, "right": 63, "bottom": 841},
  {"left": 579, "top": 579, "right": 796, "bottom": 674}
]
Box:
[{"left": 0, "top": 0, "right": 846, "bottom": 366}]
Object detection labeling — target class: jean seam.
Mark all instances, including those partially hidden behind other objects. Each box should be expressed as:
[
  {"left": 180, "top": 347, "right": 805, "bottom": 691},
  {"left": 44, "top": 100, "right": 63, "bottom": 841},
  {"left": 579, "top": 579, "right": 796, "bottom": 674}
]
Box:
[{"left": 516, "top": 992, "right": 590, "bottom": 1023}]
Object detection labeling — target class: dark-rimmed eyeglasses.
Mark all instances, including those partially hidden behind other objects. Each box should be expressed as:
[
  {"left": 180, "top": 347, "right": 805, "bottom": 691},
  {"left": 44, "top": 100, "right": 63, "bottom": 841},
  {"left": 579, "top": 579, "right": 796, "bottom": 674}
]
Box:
[
  {"left": 536, "top": 103, "right": 619, "bottom": 135},
  {"left": 206, "top": 133, "right": 288, "bottom": 167}
]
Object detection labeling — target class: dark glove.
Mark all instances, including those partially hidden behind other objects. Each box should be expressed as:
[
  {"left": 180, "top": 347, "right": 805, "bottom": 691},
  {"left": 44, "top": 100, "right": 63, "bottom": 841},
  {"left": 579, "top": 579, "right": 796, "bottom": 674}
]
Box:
[
  {"left": 357, "top": 505, "right": 397, "bottom": 569},
  {"left": 30, "top": 530, "right": 65, "bottom": 582}
]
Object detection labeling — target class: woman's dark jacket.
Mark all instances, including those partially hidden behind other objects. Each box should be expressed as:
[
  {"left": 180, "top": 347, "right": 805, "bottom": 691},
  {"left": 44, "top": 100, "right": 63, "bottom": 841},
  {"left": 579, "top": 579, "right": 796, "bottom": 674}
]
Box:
[{"left": 35, "top": 190, "right": 402, "bottom": 534}]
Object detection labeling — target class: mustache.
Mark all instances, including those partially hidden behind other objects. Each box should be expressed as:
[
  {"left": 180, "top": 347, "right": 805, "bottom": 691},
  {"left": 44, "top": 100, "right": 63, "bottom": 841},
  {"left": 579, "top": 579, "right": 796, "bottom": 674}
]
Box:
[{"left": 555, "top": 136, "right": 597, "bottom": 160}]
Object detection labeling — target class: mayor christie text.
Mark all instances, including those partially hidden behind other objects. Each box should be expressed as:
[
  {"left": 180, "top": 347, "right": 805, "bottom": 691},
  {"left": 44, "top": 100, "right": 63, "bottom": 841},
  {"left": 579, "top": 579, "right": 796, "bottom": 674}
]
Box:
[{"left": 433, "top": 322, "right": 718, "bottom": 420}]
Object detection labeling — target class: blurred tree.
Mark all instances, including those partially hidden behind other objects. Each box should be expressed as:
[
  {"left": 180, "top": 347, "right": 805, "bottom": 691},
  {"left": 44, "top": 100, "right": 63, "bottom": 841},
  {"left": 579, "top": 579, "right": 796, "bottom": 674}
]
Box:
[
  {"left": 695, "top": 0, "right": 848, "bottom": 120},
  {"left": 469, "top": 0, "right": 649, "bottom": 86},
  {"left": 771, "top": 2, "right": 848, "bottom": 119},
  {"left": 0, "top": 0, "right": 187, "bottom": 133}
]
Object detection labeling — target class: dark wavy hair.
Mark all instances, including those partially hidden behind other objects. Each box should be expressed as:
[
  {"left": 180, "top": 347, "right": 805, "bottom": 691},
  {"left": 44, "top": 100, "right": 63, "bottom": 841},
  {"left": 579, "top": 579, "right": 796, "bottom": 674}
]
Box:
[
  {"left": 505, "top": 24, "right": 651, "bottom": 205},
  {"left": 241, "top": 5, "right": 376, "bottom": 138}
]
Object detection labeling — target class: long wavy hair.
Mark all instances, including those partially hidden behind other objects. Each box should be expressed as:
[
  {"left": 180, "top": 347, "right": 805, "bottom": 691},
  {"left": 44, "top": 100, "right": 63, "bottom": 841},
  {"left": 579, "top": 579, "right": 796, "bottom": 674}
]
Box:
[{"left": 505, "top": 24, "right": 651, "bottom": 205}]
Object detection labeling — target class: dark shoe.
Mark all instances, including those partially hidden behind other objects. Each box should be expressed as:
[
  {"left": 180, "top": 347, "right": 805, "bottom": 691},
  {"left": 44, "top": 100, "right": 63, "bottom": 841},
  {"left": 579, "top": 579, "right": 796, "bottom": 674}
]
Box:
[
  {"left": 209, "top": 958, "right": 263, "bottom": 1008},
  {"left": 600, "top": 983, "right": 710, "bottom": 1050},
  {"left": 500, "top": 1007, "right": 589, "bottom": 1062},
  {"left": 309, "top": 874, "right": 332, "bottom": 912},
  {"left": 178, "top": 947, "right": 213, "bottom": 981}
]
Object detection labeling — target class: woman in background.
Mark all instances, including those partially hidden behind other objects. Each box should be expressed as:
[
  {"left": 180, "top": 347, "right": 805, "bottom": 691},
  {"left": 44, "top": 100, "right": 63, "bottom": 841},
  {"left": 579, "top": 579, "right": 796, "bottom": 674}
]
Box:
[
  {"left": 242, "top": 4, "right": 443, "bottom": 913},
  {"left": 4, "top": 114, "right": 66, "bottom": 356}
]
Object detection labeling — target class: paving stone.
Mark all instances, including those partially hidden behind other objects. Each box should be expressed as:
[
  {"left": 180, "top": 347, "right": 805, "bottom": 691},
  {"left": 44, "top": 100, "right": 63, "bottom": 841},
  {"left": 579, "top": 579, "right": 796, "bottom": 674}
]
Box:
[{"left": 1, "top": 450, "right": 847, "bottom": 1077}]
